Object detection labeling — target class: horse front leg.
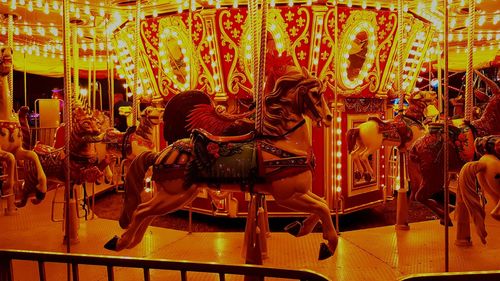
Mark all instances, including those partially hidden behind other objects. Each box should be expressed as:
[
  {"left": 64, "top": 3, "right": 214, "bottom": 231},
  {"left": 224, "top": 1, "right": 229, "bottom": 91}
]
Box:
[
  {"left": 277, "top": 192, "right": 338, "bottom": 260},
  {"left": 359, "top": 147, "right": 375, "bottom": 182},
  {"left": 14, "top": 148, "right": 47, "bottom": 202},
  {"left": 351, "top": 145, "right": 364, "bottom": 181},
  {"left": 0, "top": 150, "right": 17, "bottom": 214}
]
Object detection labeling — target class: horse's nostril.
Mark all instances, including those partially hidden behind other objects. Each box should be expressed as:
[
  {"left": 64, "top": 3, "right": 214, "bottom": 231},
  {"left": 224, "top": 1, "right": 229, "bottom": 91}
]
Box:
[{"left": 495, "top": 173, "right": 500, "bottom": 180}]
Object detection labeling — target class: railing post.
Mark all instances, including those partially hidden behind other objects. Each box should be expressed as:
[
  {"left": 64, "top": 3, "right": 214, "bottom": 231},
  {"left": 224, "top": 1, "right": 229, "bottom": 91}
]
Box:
[{"left": 0, "top": 256, "right": 13, "bottom": 281}]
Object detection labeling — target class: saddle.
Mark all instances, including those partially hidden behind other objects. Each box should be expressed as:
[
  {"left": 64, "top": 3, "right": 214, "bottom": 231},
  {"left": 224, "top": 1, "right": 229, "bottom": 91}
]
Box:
[
  {"left": 428, "top": 122, "right": 475, "bottom": 162},
  {"left": 189, "top": 129, "right": 259, "bottom": 186},
  {"left": 194, "top": 128, "right": 255, "bottom": 143},
  {"left": 369, "top": 116, "right": 413, "bottom": 148}
]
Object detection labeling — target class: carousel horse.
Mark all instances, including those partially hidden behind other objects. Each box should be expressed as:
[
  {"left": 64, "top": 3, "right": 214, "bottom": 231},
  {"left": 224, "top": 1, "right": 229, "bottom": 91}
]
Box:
[
  {"left": 455, "top": 135, "right": 500, "bottom": 246},
  {"left": 100, "top": 106, "right": 163, "bottom": 183},
  {"left": 17, "top": 105, "right": 113, "bottom": 207},
  {"left": 0, "top": 47, "right": 47, "bottom": 212},
  {"left": 105, "top": 67, "right": 338, "bottom": 259},
  {"left": 346, "top": 91, "right": 438, "bottom": 182},
  {"left": 409, "top": 73, "right": 500, "bottom": 224}
]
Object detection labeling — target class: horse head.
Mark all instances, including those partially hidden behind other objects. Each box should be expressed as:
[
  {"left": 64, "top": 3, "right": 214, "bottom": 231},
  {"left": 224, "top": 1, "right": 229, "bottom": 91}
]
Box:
[
  {"left": 140, "top": 106, "right": 164, "bottom": 127},
  {"left": 73, "top": 106, "right": 103, "bottom": 143},
  {"left": 407, "top": 90, "right": 438, "bottom": 121},
  {"left": 263, "top": 67, "right": 332, "bottom": 135},
  {"left": 0, "top": 47, "right": 13, "bottom": 76}
]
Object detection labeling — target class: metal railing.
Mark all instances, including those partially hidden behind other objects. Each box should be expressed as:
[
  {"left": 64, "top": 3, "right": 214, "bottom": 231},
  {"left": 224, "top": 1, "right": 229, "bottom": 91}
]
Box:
[
  {"left": 400, "top": 271, "right": 500, "bottom": 281},
  {"left": 0, "top": 249, "right": 330, "bottom": 281}
]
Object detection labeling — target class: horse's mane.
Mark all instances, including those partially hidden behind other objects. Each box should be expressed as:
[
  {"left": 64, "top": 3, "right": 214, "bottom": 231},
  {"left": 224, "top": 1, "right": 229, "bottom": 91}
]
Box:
[{"left": 263, "top": 68, "right": 321, "bottom": 136}]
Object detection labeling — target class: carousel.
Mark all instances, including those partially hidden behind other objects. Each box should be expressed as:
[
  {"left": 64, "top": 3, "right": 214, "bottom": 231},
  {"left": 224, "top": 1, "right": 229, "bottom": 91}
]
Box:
[{"left": 0, "top": 0, "right": 499, "bottom": 280}]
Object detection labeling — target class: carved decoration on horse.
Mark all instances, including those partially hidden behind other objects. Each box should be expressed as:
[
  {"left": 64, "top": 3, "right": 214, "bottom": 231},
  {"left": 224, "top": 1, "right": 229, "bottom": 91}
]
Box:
[
  {"left": 409, "top": 72, "right": 500, "bottom": 224},
  {"left": 18, "top": 105, "right": 112, "bottom": 207},
  {"left": 0, "top": 47, "right": 46, "bottom": 213},
  {"left": 346, "top": 90, "right": 437, "bottom": 182},
  {"left": 105, "top": 67, "right": 338, "bottom": 260}
]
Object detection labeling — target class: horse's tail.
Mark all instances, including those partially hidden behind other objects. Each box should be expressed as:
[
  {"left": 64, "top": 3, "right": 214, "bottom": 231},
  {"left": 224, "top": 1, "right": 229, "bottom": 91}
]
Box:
[
  {"left": 458, "top": 160, "right": 487, "bottom": 244},
  {"left": 346, "top": 128, "right": 359, "bottom": 153},
  {"left": 119, "top": 150, "right": 158, "bottom": 229},
  {"left": 18, "top": 106, "right": 32, "bottom": 150}
]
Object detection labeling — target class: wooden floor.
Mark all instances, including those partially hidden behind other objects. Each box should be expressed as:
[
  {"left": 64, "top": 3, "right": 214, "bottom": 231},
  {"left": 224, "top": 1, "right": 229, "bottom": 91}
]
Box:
[{"left": 0, "top": 190, "right": 499, "bottom": 281}]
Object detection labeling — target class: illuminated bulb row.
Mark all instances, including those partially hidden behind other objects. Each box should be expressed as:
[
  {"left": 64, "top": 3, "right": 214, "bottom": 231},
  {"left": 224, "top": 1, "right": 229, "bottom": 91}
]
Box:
[
  {"left": 335, "top": 116, "right": 342, "bottom": 193},
  {"left": 159, "top": 28, "right": 191, "bottom": 91},
  {"left": 340, "top": 22, "right": 376, "bottom": 88}
]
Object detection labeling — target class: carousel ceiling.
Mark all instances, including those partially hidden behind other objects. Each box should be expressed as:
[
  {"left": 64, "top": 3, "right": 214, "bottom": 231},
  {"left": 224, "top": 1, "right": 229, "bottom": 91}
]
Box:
[{"left": 0, "top": 0, "right": 498, "bottom": 78}]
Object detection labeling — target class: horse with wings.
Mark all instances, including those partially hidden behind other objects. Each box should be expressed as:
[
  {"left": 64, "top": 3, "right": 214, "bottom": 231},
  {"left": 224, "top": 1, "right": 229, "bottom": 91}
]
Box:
[{"left": 105, "top": 67, "right": 338, "bottom": 259}]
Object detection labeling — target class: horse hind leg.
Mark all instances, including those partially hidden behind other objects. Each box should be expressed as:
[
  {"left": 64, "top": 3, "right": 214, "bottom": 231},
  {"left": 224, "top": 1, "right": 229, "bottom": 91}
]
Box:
[
  {"left": 14, "top": 148, "right": 47, "bottom": 202},
  {"left": 277, "top": 192, "right": 338, "bottom": 260},
  {"left": 106, "top": 182, "right": 199, "bottom": 251}
]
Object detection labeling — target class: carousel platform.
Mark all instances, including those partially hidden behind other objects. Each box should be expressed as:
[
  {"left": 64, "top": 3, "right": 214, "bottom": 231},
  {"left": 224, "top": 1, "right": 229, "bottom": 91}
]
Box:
[{"left": 0, "top": 190, "right": 499, "bottom": 281}]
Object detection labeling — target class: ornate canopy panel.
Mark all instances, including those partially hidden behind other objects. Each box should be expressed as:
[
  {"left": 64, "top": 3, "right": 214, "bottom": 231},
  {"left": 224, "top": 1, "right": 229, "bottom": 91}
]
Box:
[{"left": 112, "top": 4, "right": 432, "bottom": 102}]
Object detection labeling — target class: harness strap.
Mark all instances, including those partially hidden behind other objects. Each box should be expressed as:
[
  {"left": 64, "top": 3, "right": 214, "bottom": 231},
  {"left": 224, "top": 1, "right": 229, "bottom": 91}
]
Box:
[{"left": 259, "top": 141, "right": 314, "bottom": 181}]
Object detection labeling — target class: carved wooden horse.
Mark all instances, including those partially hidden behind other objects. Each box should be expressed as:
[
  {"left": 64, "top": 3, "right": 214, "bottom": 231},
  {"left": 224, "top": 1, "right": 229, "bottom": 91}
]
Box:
[
  {"left": 409, "top": 74, "right": 500, "bottom": 224},
  {"left": 346, "top": 91, "right": 437, "bottom": 182},
  {"left": 455, "top": 135, "right": 500, "bottom": 246},
  {"left": 105, "top": 67, "right": 338, "bottom": 259},
  {"left": 17, "top": 105, "right": 112, "bottom": 207},
  {"left": 101, "top": 106, "right": 163, "bottom": 184},
  {"left": 0, "top": 47, "right": 46, "bottom": 213}
]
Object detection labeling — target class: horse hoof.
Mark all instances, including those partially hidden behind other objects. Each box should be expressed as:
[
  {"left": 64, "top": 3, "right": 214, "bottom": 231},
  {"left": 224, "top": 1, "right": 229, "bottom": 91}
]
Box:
[
  {"left": 363, "top": 172, "right": 372, "bottom": 182},
  {"left": 14, "top": 198, "right": 28, "bottom": 208},
  {"left": 318, "top": 243, "right": 333, "bottom": 260},
  {"left": 354, "top": 171, "right": 362, "bottom": 181},
  {"left": 284, "top": 221, "right": 302, "bottom": 237},
  {"left": 104, "top": 236, "right": 119, "bottom": 251},
  {"left": 439, "top": 219, "right": 453, "bottom": 227},
  {"left": 455, "top": 239, "right": 472, "bottom": 247}
]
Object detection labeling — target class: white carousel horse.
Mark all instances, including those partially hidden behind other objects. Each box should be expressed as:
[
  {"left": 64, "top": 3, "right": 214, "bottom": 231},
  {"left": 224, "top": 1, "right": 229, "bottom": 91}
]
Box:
[
  {"left": 455, "top": 135, "right": 500, "bottom": 246},
  {"left": 0, "top": 47, "right": 46, "bottom": 213},
  {"left": 98, "top": 106, "right": 163, "bottom": 185},
  {"left": 346, "top": 91, "right": 437, "bottom": 182},
  {"left": 104, "top": 67, "right": 338, "bottom": 259}
]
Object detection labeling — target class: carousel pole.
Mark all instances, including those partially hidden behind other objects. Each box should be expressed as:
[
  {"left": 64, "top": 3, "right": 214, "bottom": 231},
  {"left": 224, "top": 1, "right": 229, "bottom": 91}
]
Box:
[
  {"left": 442, "top": 0, "right": 451, "bottom": 271},
  {"left": 7, "top": 14, "right": 14, "bottom": 116},
  {"left": 132, "top": 0, "right": 141, "bottom": 125},
  {"left": 395, "top": 0, "right": 410, "bottom": 230},
  {"left": 92, "top": 21, "right": 97, "bottom": 111},
  {"left": 243, "top": 0, "right": 268, "bottom": 274},
  {"left": 72, "top": 24, "right": 80, "bottom": 106},
  {"left": 62, "top": 0, "right": 78, "bottom": 252},
  {"left": 333, "top": 1, "right": 340, "bottom": 232}
]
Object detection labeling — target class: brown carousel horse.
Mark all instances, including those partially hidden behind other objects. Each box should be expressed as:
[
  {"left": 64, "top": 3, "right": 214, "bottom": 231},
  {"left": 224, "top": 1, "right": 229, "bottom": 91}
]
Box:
[
  {"left": 17, "top": 105, "right": 113, "bottom": 207},
  {"left": 0, "top": 47, "right": 46, "bottom": 213},
  {"left": 346, "top": 91, "right": 438, "bottom": 182},
  {"left": 455, "top": 135, "right": 500, "bottom": 246},
  {"left": 409, "top": 74, "right": 500, "bottom": 224},
  {"left": 105, "top": 67, "right": 338, "bottom": 259}
]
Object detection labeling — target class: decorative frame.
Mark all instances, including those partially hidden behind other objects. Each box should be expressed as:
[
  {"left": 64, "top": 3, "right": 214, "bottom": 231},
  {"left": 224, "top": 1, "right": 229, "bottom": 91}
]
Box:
[
  {"left": 337, "top": 10, "right": 378, "bottom": 90},
  {"left": 347, "top": 114, "right": 380, "bottom": 197},
  {"left": 158, "top": 16, "right": 198, "bottom": 92}
]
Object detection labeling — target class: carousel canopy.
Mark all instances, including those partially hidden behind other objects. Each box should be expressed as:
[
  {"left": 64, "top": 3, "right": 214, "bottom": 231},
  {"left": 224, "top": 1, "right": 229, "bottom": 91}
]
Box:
[{"left": 0, "top": 1, "right": 498, "bottom": 78}]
